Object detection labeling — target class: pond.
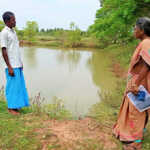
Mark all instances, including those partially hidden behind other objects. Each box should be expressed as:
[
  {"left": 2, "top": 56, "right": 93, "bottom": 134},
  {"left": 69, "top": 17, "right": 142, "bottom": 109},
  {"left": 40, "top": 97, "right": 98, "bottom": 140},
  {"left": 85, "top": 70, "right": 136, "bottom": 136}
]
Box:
[{"left": 0, "top": 47, "right": 117, "bottom": 116}]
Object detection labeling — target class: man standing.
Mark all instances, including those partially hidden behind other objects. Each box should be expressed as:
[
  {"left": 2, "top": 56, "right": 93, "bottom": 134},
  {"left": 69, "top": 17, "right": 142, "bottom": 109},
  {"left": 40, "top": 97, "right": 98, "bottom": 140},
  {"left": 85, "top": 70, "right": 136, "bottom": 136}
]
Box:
[{"left": 0, "top": 11, "right": 30, "bottom": 115}]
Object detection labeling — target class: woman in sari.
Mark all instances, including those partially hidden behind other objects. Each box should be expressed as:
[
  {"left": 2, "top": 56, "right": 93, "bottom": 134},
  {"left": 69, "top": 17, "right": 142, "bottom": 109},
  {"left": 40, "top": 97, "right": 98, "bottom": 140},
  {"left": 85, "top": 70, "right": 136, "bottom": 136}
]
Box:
[{"left": 113, "top": 17, "right": 150, "bottom": 150}]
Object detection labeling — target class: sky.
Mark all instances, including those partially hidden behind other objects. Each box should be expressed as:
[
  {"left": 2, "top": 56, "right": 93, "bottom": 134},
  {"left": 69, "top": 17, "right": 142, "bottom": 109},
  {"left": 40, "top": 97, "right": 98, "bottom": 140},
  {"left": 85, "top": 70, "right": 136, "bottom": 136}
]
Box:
[{"left": 0, "top": 0, "right": 100, "bottom": 31}]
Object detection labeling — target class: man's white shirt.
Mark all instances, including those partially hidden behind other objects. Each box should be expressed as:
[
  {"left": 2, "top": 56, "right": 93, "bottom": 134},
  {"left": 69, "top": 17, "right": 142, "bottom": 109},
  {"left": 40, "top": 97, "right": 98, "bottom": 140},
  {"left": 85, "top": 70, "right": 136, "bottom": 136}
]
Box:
[{"left": 0, "top": 26, "right": 23, "bottom": 68}]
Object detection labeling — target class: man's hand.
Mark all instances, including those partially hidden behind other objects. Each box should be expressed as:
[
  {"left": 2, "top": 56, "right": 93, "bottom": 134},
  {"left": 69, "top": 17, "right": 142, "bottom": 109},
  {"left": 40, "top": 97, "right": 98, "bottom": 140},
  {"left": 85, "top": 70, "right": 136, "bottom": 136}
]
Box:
[
  {"left": 8, "top": 67, "right": 14, "bottom": 76},
  {"left": 19, "top": 40, "right": 23, "bottom": 47}
]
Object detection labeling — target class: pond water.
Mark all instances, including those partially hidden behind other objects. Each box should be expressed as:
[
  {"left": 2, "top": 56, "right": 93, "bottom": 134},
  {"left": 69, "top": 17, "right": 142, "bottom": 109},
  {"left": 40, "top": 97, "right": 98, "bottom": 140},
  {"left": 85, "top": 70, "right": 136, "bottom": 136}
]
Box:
[{"left": 0, "top": 47, "right": 117, "bottom": 116}]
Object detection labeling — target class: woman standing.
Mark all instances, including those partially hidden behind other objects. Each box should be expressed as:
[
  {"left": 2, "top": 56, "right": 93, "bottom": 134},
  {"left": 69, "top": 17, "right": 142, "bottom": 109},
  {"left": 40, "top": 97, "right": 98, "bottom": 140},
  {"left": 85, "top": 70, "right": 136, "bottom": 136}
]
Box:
[{"left": 113, "top": 17, "right": 150, "bottom": 150}]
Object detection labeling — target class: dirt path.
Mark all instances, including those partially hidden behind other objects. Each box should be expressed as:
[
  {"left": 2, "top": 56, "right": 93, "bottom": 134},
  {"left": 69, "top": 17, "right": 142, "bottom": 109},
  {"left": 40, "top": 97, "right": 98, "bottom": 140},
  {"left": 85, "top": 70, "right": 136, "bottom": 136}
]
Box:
[{"left": 35, "top": 117, "right": 118, "bottom": 150}]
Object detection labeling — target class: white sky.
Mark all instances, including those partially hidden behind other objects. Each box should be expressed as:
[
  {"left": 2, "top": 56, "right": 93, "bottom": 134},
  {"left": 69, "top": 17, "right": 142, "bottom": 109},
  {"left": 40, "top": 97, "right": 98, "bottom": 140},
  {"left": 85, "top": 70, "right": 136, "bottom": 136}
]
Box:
[{"left": 0, "top": 0, "right": 100, "bottom": 31}]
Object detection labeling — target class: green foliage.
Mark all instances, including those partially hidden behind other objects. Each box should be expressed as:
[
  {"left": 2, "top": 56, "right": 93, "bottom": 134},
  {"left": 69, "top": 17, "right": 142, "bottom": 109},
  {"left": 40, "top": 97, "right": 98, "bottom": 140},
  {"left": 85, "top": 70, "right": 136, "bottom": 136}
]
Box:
[
  {"left": 89, "top": 0, "right": 150, "bottom": 44},
  {"left": 24, "top": 21, "right": 39, "bottom": 41},
  {"left": 15, "top": 28, "right": 25, "bottom": 40},
  {"left": 0, "top": 20, "right": 5, "bottom": 31}
]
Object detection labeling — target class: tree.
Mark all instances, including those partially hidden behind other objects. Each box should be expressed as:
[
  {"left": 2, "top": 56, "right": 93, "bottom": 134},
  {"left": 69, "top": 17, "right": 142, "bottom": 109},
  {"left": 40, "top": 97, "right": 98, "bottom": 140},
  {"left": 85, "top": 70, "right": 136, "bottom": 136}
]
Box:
[
  {"left": 67, "top": 22, "right": 81, "bottom": 47},
  {"left": 16, "top": 29, "right": 25, "bottom": 40},
  {"left": 40, "top": 28, "right": 45, "bottom": 32},
  {"left": 24, "top": 21, "right": 39, "bottom": 41},
  {"left": 89, "top": 0, "right": 150, "bottom": 44},
  {"left": 70, "top": 22, "right": 76, "bottom": 30}
]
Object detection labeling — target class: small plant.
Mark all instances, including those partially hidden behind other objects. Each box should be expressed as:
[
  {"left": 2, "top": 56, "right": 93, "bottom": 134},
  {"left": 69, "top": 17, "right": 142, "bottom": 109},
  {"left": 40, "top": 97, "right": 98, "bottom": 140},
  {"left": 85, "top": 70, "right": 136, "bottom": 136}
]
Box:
[
  {"left": 44, "top": 96, "right": 72, "bottom": 120},
  {"left": 30, "top": 94, "right": 72, "bottom": 119},
  {"left": 30, "top": 92, "right": 45, "bottom": 114}
]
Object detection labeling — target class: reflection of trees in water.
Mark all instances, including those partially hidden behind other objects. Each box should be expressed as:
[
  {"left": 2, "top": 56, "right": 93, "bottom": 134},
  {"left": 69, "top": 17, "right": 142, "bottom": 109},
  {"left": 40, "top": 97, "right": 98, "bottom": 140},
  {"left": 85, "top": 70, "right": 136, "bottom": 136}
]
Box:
[
  {"left": 24, "top": 47, "right": 37, "bottom": 68},
  {"left": 56, "top": 50, "right": 81, "bottom": 72},
  {"left": 87, "top": 52, "right": 116, "bottom": 94}
]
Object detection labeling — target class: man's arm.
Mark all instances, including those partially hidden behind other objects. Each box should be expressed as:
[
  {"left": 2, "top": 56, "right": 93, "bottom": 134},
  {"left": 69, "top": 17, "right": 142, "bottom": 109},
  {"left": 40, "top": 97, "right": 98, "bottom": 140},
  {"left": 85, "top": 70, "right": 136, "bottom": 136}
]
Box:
[{"left": 2, "top": 47, "right": 14, "bottom": 76}]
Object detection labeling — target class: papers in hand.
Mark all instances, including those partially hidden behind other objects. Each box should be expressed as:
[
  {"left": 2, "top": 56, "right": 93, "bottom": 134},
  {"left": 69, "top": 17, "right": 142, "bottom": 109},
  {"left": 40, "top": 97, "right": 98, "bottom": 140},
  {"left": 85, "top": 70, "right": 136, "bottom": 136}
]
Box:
[{"left": 127, "top": 85, "right": 150, "bottom": 112}]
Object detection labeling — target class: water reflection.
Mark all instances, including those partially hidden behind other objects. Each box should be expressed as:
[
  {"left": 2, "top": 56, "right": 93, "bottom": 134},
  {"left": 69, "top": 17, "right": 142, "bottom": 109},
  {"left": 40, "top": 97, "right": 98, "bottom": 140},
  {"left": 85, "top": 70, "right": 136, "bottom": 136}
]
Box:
[
  {"left": 56, "top": 50, "right": 81, "bottom": 72},
  {"left": 23, "top": 47, "right": 37, "bottom": 68},
  {"left": 87, "top": 51, "right": 117, "bottom": 93}
]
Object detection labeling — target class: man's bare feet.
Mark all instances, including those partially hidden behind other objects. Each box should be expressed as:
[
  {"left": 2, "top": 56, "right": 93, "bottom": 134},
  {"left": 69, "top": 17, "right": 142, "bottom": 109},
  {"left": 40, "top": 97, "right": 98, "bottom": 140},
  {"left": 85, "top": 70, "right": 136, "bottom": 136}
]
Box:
[
  {"left": 14, "top": 109, "right": 20, "bottom": 112},
  {"left": 8, "top": 109, "right": 20, "bottom": 115}
]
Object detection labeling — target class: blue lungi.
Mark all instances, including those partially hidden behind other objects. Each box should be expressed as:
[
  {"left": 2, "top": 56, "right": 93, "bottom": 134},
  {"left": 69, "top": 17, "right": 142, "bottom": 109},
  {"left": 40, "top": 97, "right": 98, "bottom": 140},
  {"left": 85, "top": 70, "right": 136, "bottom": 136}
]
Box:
[{"left": 5, "top": 68, "right": 30, "bottom": 109}]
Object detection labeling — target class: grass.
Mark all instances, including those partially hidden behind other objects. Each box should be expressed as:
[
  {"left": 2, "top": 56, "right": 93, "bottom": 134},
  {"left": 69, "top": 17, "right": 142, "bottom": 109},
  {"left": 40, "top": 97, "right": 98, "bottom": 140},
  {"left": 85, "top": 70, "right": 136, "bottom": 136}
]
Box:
[
  {"left": 0, "top": 93, "right": 72, "bottom": 150},
  {"left": 0, "top": 100, "right": 42, "bottom": 150}
]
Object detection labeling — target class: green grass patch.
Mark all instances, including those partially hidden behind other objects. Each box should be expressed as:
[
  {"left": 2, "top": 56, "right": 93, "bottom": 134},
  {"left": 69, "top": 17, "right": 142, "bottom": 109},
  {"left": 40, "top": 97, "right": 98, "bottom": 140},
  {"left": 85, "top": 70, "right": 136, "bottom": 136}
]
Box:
[
  {"left": 0, "top": 100, "right": 42, "bottom": 150},
  {"left": 0, "top": 94, "right": 72, "bottom": 150}
]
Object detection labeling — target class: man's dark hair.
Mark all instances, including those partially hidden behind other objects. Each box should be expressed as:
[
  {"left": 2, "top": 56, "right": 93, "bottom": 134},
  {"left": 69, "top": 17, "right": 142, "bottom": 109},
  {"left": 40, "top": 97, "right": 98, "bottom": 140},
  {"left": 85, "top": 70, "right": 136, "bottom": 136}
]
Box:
[
  {"left": 136, "top": 17, "right": 150, "bottom": 36},
  {"left": 2, "top": 11, "right": 14, "bottom": 23}
]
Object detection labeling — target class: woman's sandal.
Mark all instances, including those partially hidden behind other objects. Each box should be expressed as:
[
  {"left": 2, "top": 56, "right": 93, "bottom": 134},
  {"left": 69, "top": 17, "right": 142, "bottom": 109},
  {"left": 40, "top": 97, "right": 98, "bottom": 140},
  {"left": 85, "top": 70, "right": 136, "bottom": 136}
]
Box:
[
  {"left": 122, "top": 140, "right": 142, "bottom": 150},
  {"left": 143, "top": 128, "right": 146, "bottom": 133}
]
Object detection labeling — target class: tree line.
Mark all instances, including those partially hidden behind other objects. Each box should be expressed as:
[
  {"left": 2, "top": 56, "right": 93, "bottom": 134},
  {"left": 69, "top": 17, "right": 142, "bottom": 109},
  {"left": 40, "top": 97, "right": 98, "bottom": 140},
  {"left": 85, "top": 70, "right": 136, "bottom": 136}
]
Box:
[{"left": 0, "top": 20, "right": 86, "bottom": 47}]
